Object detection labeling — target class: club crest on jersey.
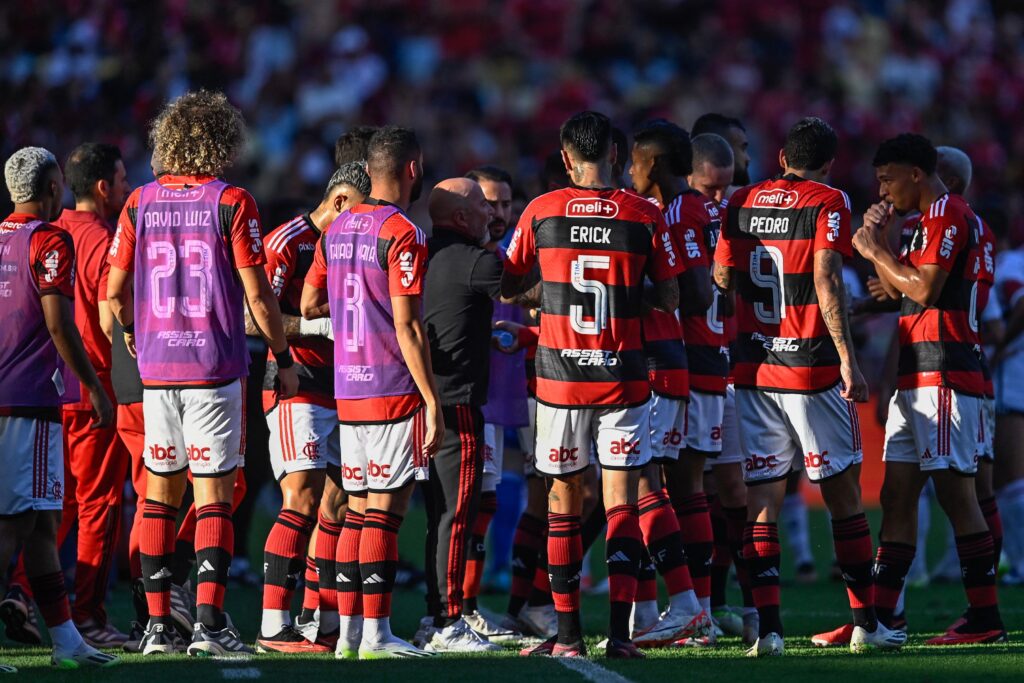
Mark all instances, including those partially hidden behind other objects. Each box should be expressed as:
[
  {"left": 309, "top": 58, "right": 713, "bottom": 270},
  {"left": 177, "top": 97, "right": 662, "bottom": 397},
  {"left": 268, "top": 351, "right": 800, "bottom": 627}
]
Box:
[
  {"left": 566, "top": 198, "right": 619, "bottom": 219},
  {"left": 752, "top": 189, "right": 799, "bottom": 209}
]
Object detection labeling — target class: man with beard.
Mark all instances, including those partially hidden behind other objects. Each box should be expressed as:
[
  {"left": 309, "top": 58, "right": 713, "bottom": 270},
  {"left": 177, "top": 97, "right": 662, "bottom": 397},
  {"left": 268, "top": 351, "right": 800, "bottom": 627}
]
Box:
[{"left": 691, "top": 114, "right": 751, "bottom": 195}]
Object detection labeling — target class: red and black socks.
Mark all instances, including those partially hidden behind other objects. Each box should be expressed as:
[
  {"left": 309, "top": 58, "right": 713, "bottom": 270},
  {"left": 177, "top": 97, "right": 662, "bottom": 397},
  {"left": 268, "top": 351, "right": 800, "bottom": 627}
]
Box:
[
  {"left": 639, "top": 490, "right": 694, "bottom": 598},
  {"left": 336, "top": 510, "right": 364, "bottom": 619},
  {"left": 27, "top": 571, "right": 71, "bottom": 628},
  {"left": 139, "top": 500, "right": 177, "bottom": 626},
  {"left": 724, "top": 506, "right": 753, "bottom": 609},
  {"left": 261, "top": 509, "right": 315, "bottom": 635},
  {"left": 463, "top": 491, "right": 497, "bottom": 614},
  {"left": 956, "top": 531, "right": 1002, "bottom": 632},
  {"left": 605, "top": 504, "right": 642, "bottom": 643},
  {"left": 675, "top": 493, "right": 714, "bottom": 608},
  {"left": 979, "top": 498, "right": 1004, "bottom": 564},
  {"left": 316, "top": 514, "right": 343, "bottom": 631},
  {"left": 508, "top": 512, "right": 544, "bottom": 617},
  {"left": 709, "top": 494, "right": 732, "bottom": 609},
  {"left": 548, "top": 512, "right": 583, "bottom": 644},
  {"left": 301, "top": 555, "right": 319, "bottom": 622},
  {"left": 195, "top": 502, "right": 233, "bottom": 630},
  {"left": 361, "top": 509, "right": 402, "bottom": 619},
  {"left": 831, "top": 514, "right": 876, "bottom": 629},
  {"left": 744, "top": 521, "right": 782, "bottom": 637},
  {"left": 873, "top": 542, "right": 915, "bottom": 628}
]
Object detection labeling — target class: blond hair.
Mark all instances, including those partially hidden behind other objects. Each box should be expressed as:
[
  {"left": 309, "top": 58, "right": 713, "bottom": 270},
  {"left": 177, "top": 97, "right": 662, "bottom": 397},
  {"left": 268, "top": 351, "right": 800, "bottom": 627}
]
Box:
[{"left": 149, "top": 90, "right": 246, "bottom": 176}]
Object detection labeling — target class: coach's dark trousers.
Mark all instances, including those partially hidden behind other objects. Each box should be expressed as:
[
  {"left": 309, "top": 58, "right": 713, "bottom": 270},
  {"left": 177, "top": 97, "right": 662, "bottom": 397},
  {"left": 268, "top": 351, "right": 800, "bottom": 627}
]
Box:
[{"left": 424, "top": 404, "right": 484, "bottom": 623}]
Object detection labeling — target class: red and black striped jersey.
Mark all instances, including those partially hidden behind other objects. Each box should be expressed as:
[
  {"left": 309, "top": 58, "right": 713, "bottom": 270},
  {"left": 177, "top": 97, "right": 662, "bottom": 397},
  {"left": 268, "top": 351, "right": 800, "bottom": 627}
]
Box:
[
  {"left": 715, "top": 174, "right": 853, "bottom": 393},
  {"left": 971, "top": 215, "right": 996, "bottom": 397},
  {"left": 505, "top": 187, "right": 683, "bottom": 407},
  {"left": 895, "top": 193, "right": 984, "bottom": 396}
]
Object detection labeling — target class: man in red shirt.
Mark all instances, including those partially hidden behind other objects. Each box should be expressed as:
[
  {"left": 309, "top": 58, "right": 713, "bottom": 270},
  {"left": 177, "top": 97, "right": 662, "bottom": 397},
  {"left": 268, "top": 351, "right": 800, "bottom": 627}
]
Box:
[
  {"left": 0, "top": 146, "right": 118, "bottom": 669},
  {"left": 51, "top": 143, "right": 132, "bottom": 647},
  {"left": 853, "top": 134, "right": 1006, "bottom": 645}
]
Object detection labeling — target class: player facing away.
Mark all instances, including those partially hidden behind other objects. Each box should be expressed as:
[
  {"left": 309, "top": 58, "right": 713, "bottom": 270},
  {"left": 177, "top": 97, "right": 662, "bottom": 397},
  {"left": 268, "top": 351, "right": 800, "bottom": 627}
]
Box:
[
  {"left": 256, "top": 163, "right": 370, "bottom": 654},
  {"left": 0, "top": 147, "right": 119, "bottom": 670},
  {"left": 851, "top": 134, "right": 1006, "bottom": 645},
  {"left": 713, "top": 117, "right": 906, "bottom": 656},
  {"left": 627, "top": 120, "right": 715, "bottom": 648},
  {"left": 503, "top": 111, "right": 682, "bottom": 659},
  {"left": 107, "top": 91, "right": 299, "bottom": 657},
  {"left": 301, "top": 126, "right": 442, "bottom": 660}
]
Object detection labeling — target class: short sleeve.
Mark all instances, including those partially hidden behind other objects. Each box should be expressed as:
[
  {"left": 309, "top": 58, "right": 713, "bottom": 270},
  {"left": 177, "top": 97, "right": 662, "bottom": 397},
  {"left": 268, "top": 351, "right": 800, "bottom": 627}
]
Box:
[
  {"left": 470, "top": 251, "right": 504, "bottom": 299},
  {"left": 32, "top": 226, "right": 75, "bottom": 297},
  {"left": 646, "top": 210, "right": 684, "bottom": 283},
  {"left": 385, "top": 215, "right": 428, "bottom": 297},
  {"left": 107, "top": 187, "right": 141, "bottom": 271},
  {"left": 503, "top": 199, "right": 540, "bottom": 276},
  {"left": 917, "top": 211, "right": 968, "bottom": 272},
  {"left": 305, "top": 235, "right": 328, "bottom": 290},
  {"left": 225, "top": 187, "right": 266, "bottom": 268},
  {"left": 264, "top": 237, "right": 294, "bottom": 301},
  {"left": 813, "top": 190, "right": 853, "bottom": 258}
]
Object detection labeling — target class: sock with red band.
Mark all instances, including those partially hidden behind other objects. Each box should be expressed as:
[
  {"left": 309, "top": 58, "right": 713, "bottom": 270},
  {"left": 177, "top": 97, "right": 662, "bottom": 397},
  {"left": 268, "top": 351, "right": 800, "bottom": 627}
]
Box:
[
  {"left": 873, "top": 542, "right": 915, "bottom": 628},
  {"left": 261, "top": 509, "right": 315, "bottom": 635},
  {"left": 675, "top": 493, "right": 714, "bottom": 609},
  {"left": 316, "top": 514, "right": 343, "bottom": 633},
  {"left": 831, "top": 513, "right": 876, "bottom": 629},
  {"left": 301, "top": 555, "right": 319, "bottom": 621},
  {"left": 978, "top": 498, "right": 1004, "bottom": 564},
  {"left": 606, "top": 504, "right": 642, "bottom": 642},
  {"left": 548, "top": 512, "right": 582, "bottom": 644},
  {"left": 508, "top": 513, "right": 544, "bottom": 616},
  {"left": 744, "top": 521, "right": 782, "bottom": 637},
  {"left": 336, "top": 510, "right": 364, "bottom": 618},
  {"left": 361, "top": 509, "right": 402, "bottom": 619},
  {"left": 195, "top": 502, "right": 233, "bottom": 630},
  {"left": 529, "top": 558, "right": 554, "bottom": 606},
  {"left": 140, "top": 499, "right": 177, "bottom": 626},
  {"left": 463, "top": 491, "right": 497, "bottom": 614},
  {"left": 956, "top": 531, "right": 1003, "bottom": 632},
  {"left": 639, "top": 490, "right": 696, "bottom": 603},
  {"left": 27, "top": 571, "right": 71, "bottom": 628}
]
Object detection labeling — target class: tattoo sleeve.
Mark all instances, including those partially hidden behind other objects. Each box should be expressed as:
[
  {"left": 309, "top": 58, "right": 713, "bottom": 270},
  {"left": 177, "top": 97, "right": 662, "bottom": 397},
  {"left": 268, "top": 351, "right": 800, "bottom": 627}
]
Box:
[
  {"left": 712, "top": 262, "right": 733, "bottom": 292},
  {"left": 245, "top": 308, "right": 302, "bottom": 339},
  {"left": 814, "top": 249, "right": 855, "bottom": 362}
]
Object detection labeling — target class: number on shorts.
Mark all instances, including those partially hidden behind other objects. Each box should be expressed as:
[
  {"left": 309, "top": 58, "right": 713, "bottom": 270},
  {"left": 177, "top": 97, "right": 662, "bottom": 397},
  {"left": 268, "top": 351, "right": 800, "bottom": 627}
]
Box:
[
  {"left": 342, "top": 273, "right": 365, "bottom": 351},
  {"left": 569, "top": 254, "right": 611, "bottom": 335},
  {"left": 750, "top": 245, "right": 786, "bottom": 324},
  {"left": 147, "top": 239, "right": 213, "bottom": 319}
]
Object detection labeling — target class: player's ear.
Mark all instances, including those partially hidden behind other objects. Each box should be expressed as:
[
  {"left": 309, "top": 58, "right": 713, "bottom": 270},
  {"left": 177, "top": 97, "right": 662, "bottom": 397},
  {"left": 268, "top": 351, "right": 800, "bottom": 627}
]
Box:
[
  {"left": 778, "top": 148, "right": 787, "bottom": 171},
  {"left": 560, "top": 149, "right": 573, "bottom": 175},
  {"left": 333, "top": 191, "right": 348, "bottom": 214}
]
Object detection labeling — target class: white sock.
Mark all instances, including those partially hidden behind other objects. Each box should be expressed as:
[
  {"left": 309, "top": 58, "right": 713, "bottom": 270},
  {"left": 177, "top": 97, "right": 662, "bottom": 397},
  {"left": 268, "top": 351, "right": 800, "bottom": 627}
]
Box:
[
  {"left": 633, "top": 600, "right": 659, "bottom": 629},
  {"left": 261, "top": 609, "right": 290, "bottom": 637},
  {"left": 669, "top": 590, "right": 701, "bottom": 615},
  {"left": 781, "top": 493, "right": 813, "bottom": 565},
  {"left": 319, "top": 609, "right": 340, "bottom": 636},
  {"left": 362, "top": 616, "right": 393, "bottom": 645},
  {"left": 49, "top": 620, "right": 84, "bottom": 654},
  {"left": 339, "top": 615, "right": 363, "bottom": 648}
]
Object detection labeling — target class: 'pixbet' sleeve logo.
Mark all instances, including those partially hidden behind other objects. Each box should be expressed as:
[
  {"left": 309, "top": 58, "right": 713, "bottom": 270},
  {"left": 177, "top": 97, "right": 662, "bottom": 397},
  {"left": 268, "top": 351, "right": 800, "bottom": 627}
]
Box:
[
  {"left": 751, "top": 189, "right": 799, "bottom": 210},
  {"left": 566, "top": 198, "right": 619, "bottom": 218}
]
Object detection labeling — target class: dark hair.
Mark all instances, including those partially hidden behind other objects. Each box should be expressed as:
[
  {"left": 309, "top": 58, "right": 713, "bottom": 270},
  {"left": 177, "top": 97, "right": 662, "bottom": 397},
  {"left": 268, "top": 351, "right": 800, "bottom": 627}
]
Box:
[
  {"left": 366, "top": 126, "right": 421, "bottom": 180},
  {"left": 783, "top": 117, "right": 838, "bottom": 171},
  {"left": 326, "top": 161, "right": 371, "bottom": 199},
  {"left": 334, "top": 125, "right": 377, "bottom": 166},
  {"left": 872, "top": 133, "right": 937, "bottom": 175},
  {"left": 465, "top": 165, "right": 512, "bottom": 186},
  {"left": 634, "top": 120, "right": 692, "bottom": 176},
  {"left": 65, "top": 143, "right": 122, "bottom": 202},
  {"left": 559, "top": 111, "right": 612, "bottom": 163},
  {"left": 691, "top": 133, "right": 734, "bottom": 169},
  {"left": 691, "top": 113, "right": 745, "bottom": 138}
]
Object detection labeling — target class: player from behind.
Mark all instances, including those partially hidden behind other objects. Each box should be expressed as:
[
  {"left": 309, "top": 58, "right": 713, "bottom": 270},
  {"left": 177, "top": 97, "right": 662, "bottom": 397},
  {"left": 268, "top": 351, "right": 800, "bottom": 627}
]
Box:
[
  {"left": 301, "top": 126, "right": 442, "bottom": 660},
  {"left": 0, "top": 147, "right": 118, "bottom": 669},
  {"left": 852, "top": 134, "right": 1005, "bottom": 645},
  {"left": 627, "top": 120, "right": 715, "bottom": 647},
  {"left": 714, "top": 117, "right": 905, "bottom": 656},
  {"left": 107, "top": 91, "right": 298, "bottom": 657},
  {"left": 256, "top": 163, "right": 369, "bottom": 653},
  {"left": 503, "top": 111, "right": 682, "bottom": 659}
]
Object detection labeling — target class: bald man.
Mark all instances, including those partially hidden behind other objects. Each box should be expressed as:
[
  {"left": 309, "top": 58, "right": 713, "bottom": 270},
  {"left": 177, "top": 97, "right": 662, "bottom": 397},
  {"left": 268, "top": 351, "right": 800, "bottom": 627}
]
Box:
[{"left": 415, "top": 179, "right": 506, "bottom": 652}]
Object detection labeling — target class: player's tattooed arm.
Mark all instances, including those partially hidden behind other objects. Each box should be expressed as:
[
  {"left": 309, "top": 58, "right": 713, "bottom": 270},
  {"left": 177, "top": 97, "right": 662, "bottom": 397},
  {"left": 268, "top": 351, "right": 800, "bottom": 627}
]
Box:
[
  {"left": 245, "top": 308, "right": 332, "bottom": 340},
  {"left": 815, "top": 249, "right": 868, "bottom": 401},
  {"left": 500, "top": 266, "right": 541, "bottom": 307},
  {"left": 712, "top": 262, "right": 733, "bottom": 292}
]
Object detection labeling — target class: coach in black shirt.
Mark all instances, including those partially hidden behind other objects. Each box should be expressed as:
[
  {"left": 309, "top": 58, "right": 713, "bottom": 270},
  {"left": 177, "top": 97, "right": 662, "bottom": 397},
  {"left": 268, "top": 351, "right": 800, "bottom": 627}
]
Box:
[{"left": 419, "top": 178, "right": 505, "bottom": 649}]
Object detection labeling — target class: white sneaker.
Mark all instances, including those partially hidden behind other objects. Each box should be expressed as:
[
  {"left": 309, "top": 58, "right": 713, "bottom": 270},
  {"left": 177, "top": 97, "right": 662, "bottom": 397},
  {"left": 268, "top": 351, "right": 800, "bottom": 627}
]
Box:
[
  {"left": 425, "top": 618, "right": 502, "bottom": 653},
  {"left": 671, "top": 611, "right": 717, "bottom": 648},
  {"left": 52, "top": 641, "right": 121, "bottom": 669},
  {"left": 518, "top": 604, "right": 557, "bottom": 639},
  {"left": 745, "top": 632, "right": 784, "bottom": 657},
  {"left": 850, "top": 623, "right": 907, "bottom": 653},
  {"left": 295, "top": 612, "right": 319, "bottom": 643},
  {"left": 359, "top": 635, "right": 435, "bottom": 660},
  {"left": 635, "top": 608, "right": 708, "bottom": 648},
  {"left": 411, "top": 616, "right": 436, "bottom": 648},
  {"left": 464, "top": 610, "right": 521, "bottom": 643}
]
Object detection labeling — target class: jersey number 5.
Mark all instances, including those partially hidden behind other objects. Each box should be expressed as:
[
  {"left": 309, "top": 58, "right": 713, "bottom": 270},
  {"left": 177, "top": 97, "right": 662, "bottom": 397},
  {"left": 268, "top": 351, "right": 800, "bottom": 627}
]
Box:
[
  {"left": 750, "top": 245, "right": 786, "bottom": 325},
  {"left": 570, "top": 255, "right": 610, "bottom": 335}
]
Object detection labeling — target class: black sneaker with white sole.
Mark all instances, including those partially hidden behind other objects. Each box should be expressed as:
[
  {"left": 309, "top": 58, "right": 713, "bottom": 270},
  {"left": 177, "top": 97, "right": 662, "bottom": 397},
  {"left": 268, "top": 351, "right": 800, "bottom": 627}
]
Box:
[
  {"left": 187, "top": 616, "right": 254, "bottom": 657},
  {"left": 141, "top": 623, "right": 186, "bottom": 655},
  {"left": 0, "top": 586, "right": 42, "bottom": 646}
]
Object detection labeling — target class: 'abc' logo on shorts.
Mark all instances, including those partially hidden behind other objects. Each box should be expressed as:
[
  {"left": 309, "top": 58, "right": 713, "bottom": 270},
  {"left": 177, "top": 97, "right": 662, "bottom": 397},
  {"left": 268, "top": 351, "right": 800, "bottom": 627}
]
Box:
[
  {"left": 149, "top": 444, "right": 177, "bottom": 461},
  {"left": 609, "top": 438, "right": 641, "bottom": 456},
  {"left": 549, "top": 446, "right": 579, "bottom": 463},
  {"left": 367, "top": 461, "right": 391, "bottom": 478},
  {"left": 745, "top": 454, "right": 778, "bottom": 471},
  {"left": 662, "top": 429, "right": 683, "bottom": 447},
  {"left": 187, "top": 445, "right": 210, "bottom": 461},
  {"left": 803, "top": 451, "right": 830, "bottom": 469},
  {"left": 342, "top": 465, "right": 363, "bottom": 480},
  {"left": 710, "top": 426, "right": 722, "bottom": 442}
]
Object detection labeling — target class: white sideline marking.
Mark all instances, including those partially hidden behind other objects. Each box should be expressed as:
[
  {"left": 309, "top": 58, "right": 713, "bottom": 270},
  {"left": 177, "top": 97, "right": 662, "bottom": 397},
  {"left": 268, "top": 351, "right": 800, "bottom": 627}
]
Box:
[
  {"left": 221, "top": 667, "right": 261, "bottom": 680},
  {"left": 556, "top": 658, "right": 634, "bottom": 683}
]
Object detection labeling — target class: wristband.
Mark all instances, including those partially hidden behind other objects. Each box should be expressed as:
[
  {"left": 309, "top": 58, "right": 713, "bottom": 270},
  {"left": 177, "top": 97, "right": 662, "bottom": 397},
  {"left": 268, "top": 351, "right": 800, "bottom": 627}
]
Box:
[
  {"left": 123, "top": 322, "right": 134, "bottom": 335},
  {"left": 273, "top": 347, "right": 294, "bottom": 369}
]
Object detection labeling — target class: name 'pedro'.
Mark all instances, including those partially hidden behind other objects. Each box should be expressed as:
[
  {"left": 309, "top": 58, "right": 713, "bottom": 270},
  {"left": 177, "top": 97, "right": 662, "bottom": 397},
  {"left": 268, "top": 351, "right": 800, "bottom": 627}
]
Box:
[{"left": 749, "top": 215, "right": 790, "bottom": 234}]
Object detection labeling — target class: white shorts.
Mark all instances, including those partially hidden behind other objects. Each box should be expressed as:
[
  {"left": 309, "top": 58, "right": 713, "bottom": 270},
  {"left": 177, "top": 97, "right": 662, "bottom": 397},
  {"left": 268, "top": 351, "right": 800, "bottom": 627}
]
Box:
[
  {"left": 980, "top": 397, "right": 995, "bottom": 461},
  {"left": 736, "top": 384, "right": 863, "bottom": 484},
  {"left": 483, "top": 423, "right": 504, "bottom": 492},
  {"left": 534, "top": 401, "right": 652, "bottom": 476},
  {"left": 685, "top": 390, "right": 724, "bottom": 455},
  {"left": 0, "top": 417, "right": 63, "bottom": 516},
  {"left": 339, "top": 409, "right": 426, "bottom": 493},
  {"left": 518, "top": 398, "right": 537, "bottom": 477},
  {"left": 143, "top": 380, "right": 244, "bottom": 476},
  {"left": 706, "top": 383, "right": 743, "bottom": 472},
  {"left": 268, "top": 401, "right": 341, "bottom": 481},
  {"left": 649, "top": 394, "right": 686, "bottom": 462},
  {"left": 882, "top": 387, "right": 982, "bottom": 474}
]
